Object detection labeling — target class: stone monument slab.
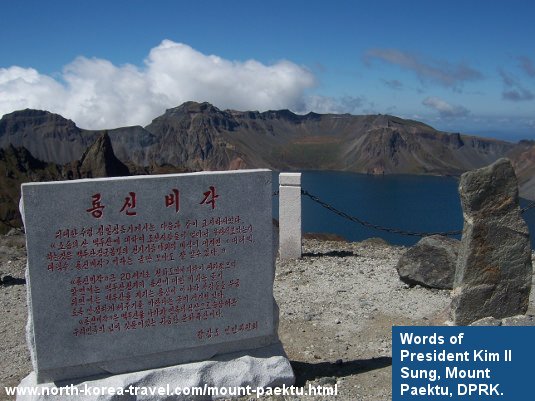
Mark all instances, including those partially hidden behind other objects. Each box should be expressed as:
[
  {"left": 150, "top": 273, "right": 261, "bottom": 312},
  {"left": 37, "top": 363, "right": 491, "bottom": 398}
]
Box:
[{"left": 21, "top": 170, "right": 281, "bottom": 383}]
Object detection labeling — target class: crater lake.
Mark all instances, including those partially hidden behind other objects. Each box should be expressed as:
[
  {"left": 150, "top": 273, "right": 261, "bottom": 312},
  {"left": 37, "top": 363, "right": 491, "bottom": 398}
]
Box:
[{"left": 273, "top": 170, "right": 535, "bottom": 247}]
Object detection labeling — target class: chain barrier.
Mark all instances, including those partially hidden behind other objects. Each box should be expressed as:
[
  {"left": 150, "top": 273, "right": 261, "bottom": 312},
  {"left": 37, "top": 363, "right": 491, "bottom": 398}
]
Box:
[
  {"left": 300, "top": 189, "right": 462, "bottom": 237},
  {"left": 521, "top": 200, "right": 535, "bottom": 214},
  {"left": 273, "top": 188, "right": 535, "bottom": 237}
]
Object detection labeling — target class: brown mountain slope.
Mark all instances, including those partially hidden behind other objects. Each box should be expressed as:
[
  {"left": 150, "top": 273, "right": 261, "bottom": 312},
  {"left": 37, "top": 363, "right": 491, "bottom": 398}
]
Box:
[
  {"left": 507, "top": 140, "right": 535, "bottom": 200},
  {"left": 0, "top": 145, "right": 63, "bottom": 231}
]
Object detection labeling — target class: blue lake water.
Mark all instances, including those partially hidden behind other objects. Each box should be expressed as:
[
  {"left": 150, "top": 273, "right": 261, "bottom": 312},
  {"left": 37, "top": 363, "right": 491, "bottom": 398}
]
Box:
[{"left": 272, "top": 171, "right": 535, "bottom": 247}]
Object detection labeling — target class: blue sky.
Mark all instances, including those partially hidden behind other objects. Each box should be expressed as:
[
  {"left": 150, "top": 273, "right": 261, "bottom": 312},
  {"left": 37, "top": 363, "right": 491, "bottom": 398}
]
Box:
[{"left": 1, "top": 0, "right": 534, "bottom": 141}]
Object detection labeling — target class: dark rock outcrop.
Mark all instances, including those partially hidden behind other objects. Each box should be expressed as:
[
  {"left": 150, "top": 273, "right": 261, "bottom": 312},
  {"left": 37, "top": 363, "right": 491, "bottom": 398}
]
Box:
[
  {"left": 72, "top": 132, "right": 130, "bottom": 178},
  {"left": 451, "top": 158, "right": 533, "bottom": 325},
  {"left": 396, "top": 235, "right": 460, "bottom": 289}
]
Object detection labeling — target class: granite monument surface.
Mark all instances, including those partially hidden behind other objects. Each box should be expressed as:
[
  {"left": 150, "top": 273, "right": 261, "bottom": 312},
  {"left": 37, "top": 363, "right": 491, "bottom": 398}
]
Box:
[{"left": 20, "top": 170, "right": 290, "bottom": 386}]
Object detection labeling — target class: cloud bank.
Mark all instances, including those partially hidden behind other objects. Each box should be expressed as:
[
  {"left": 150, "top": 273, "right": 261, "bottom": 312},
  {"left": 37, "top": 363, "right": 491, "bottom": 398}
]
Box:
[
  {"left": 365, "top": 48, "right": 482, "bottom": 89},
  {"left": 422, "top": 96, "right": 470, "bottom": 118},
  {"left": 0, "top": 40, "right": 316, "bottom": 129},
  {"left": 499, "top": 69, "right": 534, "bottom": 102}
]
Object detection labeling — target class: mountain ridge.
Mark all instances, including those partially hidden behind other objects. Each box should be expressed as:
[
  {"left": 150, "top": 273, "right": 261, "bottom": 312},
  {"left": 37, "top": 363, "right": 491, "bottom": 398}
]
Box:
[
  {"left": 1, "top": 102, "right": 533, "bottom": 194},
  {"left": 1, "top": 103, "right": 515, "bottom": 168}
]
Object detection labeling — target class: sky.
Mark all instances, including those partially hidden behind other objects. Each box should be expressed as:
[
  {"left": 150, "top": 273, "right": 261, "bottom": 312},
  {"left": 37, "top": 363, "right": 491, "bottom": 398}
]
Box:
[{"left": 1, "top": 0, "right": 534, "bottom": 141}]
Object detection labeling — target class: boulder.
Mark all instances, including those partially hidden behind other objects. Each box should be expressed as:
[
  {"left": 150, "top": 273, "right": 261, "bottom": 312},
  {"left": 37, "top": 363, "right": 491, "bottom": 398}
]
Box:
[
  {"left": 396, "top": 235, "right": 459, "bottom": 289},
  {"left": 451, "top": 158, "right": 533, "bottom": 325}
]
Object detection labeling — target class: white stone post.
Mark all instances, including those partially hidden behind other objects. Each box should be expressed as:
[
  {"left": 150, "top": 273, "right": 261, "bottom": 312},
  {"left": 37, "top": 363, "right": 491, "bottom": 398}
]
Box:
[{"left": 279, "top": 172, "right": 302, "bottom": 259}]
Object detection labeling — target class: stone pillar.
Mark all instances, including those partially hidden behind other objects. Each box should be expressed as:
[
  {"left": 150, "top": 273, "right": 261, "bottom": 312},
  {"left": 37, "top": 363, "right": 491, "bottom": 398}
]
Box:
[
  {"left": 279, "top": 173, "right": 302, "bottom": 259},
  {"left": 451, "top": 158, "right": 533, "bottom": 325}
]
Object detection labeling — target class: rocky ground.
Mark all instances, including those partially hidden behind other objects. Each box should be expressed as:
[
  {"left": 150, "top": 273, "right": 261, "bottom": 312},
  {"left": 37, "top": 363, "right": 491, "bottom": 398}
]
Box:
[{"left": 1, "top": 233, "right": 534, "bottom": 400}]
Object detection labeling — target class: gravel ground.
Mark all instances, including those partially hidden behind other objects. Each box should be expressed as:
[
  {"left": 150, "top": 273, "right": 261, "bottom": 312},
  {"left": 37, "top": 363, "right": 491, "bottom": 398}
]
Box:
[
  {"left": 0, "top": 231, "right": 28, "bottom": 400},
  {"left": 1, "top": 233, "right": 534, "bottom": 400},
  {"left": 271, "top": 238, "right": 451, "bottom": 401}
]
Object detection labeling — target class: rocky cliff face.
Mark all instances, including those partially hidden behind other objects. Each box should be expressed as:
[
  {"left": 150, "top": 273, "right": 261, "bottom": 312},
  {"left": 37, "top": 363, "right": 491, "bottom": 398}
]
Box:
[{"left": 142, "top": 102, "right": 246, "bottom": 170}]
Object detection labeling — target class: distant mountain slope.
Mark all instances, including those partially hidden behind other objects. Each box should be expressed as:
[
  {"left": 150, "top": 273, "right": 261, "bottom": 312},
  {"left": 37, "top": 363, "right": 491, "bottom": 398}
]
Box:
[
  {"left": 0, "top": 109, "right": 93, "bottom": 164},
  {"left": 1, "top": 102, "right": 534, "bottom": 232},
  {"left": 507, "top": 140, "right": 535, "bottom": 200},
  {"left": 0, "top": 131, "right": 194, "bottom": 233},
  {"left": 141, "top": 102, "right": 514, "bottom": 175},
  {"left": 0, "top": 101, "right": 519, "bottom": 177},
  {"left": 0, "top": 109, "right": 157, "bottom": 167},
  {"left": 0, "top": 145, "right": 63, "bottom": 231},
  {"left": 0, "top": 133, "right": 132, "bottom": 233}
]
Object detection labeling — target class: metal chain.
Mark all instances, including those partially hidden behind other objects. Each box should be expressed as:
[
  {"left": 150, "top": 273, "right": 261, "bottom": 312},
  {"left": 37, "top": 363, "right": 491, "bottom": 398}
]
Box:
[
  {"left": 273, "top": 188, "right": 535, "bottom": 237},
  {"left": 300, "top": 189, "right": 462, "bottom": 237},
  {"left": 521, "top": 200, "right": 535, "bottom": 214}
]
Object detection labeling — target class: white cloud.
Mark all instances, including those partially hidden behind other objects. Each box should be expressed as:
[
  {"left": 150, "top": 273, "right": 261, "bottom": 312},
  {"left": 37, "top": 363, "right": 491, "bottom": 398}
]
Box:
[
  {"left": 422, "top": 96, "right": 470, "bottom": 118},
  {"left": 0, "top": 66, "right": 67, "bottom": 112},
  {"left": 0, "top": 40, "right": 315, "bottom": 129},
  {"left": 302, "top": 95, "right": 367, "bottom": 115}
]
